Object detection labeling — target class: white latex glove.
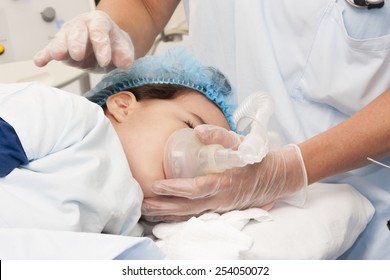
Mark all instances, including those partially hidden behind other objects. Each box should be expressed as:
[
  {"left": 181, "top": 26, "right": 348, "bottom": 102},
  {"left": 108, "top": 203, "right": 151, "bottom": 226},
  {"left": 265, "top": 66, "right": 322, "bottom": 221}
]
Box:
[
  {"left": 34, "top": 10, "right": 134, "bottom": 73},
  {"left": 142, "top": 125, "right": 308, "bottom": 222}
]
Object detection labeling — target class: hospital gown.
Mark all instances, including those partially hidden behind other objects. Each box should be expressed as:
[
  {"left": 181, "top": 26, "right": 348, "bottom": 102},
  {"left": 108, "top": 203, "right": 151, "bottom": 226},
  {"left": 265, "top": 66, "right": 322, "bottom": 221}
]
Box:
[
  {"left": 183, "top": 0, "right": 390, "bottom": 259},
  {"left": 0, "top": 82, "right": 143, "bottom": 236}
]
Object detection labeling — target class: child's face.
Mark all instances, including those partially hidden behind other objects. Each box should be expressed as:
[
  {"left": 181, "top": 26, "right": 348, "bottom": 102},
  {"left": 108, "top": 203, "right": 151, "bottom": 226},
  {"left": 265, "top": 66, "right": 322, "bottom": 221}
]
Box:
[{"left": 104, "top": 89, "right": 230, "bottom": 197}]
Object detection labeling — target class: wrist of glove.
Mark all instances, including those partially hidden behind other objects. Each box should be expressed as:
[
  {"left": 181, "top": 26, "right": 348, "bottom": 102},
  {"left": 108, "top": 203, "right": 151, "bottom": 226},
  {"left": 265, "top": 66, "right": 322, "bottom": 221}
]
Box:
[
  {"left": 142, "top": 125, "right": 308, "bottom": 222},
  {"left": 34, "top": 10, "right": 134, "bottom": 73},
  {"left": 251, "top": 144, "right": 308, "bottom": 207}
]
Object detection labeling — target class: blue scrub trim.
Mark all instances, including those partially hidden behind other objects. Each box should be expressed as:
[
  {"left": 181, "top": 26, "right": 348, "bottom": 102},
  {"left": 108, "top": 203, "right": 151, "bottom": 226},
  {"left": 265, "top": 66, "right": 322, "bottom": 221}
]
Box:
[{"left": 0, "top": 117, "right": 28, "bottom": 177}]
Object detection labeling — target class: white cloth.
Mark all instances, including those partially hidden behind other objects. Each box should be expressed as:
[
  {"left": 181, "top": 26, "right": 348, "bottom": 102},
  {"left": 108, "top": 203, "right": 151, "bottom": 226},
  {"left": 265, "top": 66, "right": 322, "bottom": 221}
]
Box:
[
  {"left": 0, "top": 82, "right": 143, "bottom": 236},
  {"left": 183, "top": 0, "right": 390, "bottom": 259},
  {"left": 153, "top": 208, "right": 272, "bottom": 259}
]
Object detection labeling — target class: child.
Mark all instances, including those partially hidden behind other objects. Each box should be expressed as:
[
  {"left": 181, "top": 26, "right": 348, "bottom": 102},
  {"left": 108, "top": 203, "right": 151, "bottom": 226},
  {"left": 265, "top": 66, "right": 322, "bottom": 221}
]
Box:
[{"left": 0, "top": 47, "right": 236, "bottom": 237}]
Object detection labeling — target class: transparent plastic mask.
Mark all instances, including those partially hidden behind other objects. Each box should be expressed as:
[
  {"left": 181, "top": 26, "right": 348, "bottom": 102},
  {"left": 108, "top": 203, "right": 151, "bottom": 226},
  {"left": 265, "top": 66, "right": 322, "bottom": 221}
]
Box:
[
  {"left": 163, "top": 92, "right": 274, "bottom": 179},
  {"left": 163, "top": 128, "right": 227, "bottom": 178}
]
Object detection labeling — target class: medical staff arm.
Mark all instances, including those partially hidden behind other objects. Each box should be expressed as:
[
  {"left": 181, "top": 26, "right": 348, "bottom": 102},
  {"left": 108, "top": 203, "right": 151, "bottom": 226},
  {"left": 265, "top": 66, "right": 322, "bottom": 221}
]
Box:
[
  {"left": 300, "top": 88, "right": 390, "bottom": 184},
  {"left": 34, "top": 0, "right": 180, "bottom": 72},
  {"left": 97, "top": 0, "right": 180, "bottom": 59}
]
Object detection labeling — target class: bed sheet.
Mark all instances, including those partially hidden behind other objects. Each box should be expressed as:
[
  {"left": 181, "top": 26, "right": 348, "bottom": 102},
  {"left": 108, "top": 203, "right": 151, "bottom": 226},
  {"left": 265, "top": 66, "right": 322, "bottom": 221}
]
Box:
[{"left": 0, "top": 228, "right": 165, "bottom": 260}]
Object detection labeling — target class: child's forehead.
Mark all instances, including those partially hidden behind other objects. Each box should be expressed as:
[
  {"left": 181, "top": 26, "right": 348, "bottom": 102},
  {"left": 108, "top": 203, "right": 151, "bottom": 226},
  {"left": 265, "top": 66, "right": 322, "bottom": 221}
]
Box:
[
  {"left": 173, "top": 89, "right": 218, "bottom": 107},
  {"left": 175, "top": 90, "right": 226, "bottom": 116},
  {"left": 174, "top": 89, "right": 206, "bottom": 99}
]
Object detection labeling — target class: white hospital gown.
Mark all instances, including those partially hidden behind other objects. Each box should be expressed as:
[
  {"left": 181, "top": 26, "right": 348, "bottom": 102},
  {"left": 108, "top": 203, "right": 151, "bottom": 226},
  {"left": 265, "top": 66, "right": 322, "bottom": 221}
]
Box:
[
  {"left": 0, "top": 82, "right": 143, "bottom": 236},
  {"left": 183, "top": 0, "right": 390, "bottom": 259}
]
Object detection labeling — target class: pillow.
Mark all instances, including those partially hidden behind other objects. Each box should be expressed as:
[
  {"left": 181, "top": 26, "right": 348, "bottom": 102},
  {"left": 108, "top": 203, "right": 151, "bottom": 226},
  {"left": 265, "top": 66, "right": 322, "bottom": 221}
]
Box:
[{"left": 242, "top": 183, "right": 374, "bottom": 259}]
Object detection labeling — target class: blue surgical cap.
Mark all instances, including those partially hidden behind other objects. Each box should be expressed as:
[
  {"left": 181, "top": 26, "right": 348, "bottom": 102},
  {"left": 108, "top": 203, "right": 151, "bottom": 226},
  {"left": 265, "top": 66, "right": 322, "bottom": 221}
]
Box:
[{"left": 85, "top": 47, "right": 236, "bottom": 130}]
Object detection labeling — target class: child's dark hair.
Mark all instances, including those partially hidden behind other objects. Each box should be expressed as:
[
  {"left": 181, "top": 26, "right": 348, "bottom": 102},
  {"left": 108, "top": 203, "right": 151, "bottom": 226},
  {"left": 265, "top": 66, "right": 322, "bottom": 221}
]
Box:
[
  {"left": 101, "top": 84, "right": 191, "bottom": 111},
  {"left": 127, "top": 84, "right": 189, "bottom": 101}
]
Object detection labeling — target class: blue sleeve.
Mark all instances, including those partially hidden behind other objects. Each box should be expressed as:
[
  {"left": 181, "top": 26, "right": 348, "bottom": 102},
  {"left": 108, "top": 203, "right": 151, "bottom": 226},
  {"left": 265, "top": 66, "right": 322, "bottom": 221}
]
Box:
[{"left": 0, "top": 117, "right": 28, "bottom": 177}]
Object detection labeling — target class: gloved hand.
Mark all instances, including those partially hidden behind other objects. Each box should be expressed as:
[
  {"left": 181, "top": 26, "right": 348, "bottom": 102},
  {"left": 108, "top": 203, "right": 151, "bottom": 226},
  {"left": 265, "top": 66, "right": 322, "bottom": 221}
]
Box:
[
  {"left": 34, "top": 10, "right": 134, "bottom": 73},
  {"left": 142, "top": 125, "right": 308, "bottom": 222}
]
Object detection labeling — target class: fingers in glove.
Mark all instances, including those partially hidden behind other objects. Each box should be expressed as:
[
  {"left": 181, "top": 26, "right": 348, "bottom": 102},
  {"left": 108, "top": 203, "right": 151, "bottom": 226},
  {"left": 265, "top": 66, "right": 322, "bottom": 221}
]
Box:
[
  {"left": 88, "top": 14, "right": 112, "bottom": 67},
  {"left": 33, "top": 48, "right": 52, "bottom": 67},
  {"left": 142, "top": 196, "right": 212, "bottom": 218},
  {"left": 141, "top": 213, "right": 197, "bottom": 223},
  {"left": 195, "top": 124, "right": 242, "bottom": 148},
  {"left": 48, "top": 28, "right": 69, "bottom": 61},
  {"left": 110, "top": 28, "right": 134, "bottom": 69},
  {"left": 66, "top": 20, "right": 89, "bottom": 61},
  {"left": 151, "top": 174, "right": 224, "bottom": 199},
  {"left": 33, "top": 15, "right": 88, "bottom": 66}
]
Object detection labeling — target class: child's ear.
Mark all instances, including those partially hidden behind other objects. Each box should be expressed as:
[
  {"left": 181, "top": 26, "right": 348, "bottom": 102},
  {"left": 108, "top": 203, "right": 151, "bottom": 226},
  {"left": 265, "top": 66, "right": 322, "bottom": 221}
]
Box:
[{"left": 105, "top": 91, "right": 138, "bottom": 122}]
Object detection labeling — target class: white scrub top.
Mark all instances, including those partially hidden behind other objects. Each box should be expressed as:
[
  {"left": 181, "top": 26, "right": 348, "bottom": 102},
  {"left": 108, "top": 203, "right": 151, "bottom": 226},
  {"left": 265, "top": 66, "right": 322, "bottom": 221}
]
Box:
[
  {"left": 183, "top": 0, "right": 390, "bottom": 259},
  {"left": 0, "top": 82, "right": 143, "bottom": 237}
]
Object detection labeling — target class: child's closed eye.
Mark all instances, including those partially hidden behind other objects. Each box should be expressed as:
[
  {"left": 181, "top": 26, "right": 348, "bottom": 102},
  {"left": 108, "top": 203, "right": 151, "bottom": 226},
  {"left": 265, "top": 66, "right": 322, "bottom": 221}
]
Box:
[{"left": 184, "top": 120, "right": 195, "bottom": 128}]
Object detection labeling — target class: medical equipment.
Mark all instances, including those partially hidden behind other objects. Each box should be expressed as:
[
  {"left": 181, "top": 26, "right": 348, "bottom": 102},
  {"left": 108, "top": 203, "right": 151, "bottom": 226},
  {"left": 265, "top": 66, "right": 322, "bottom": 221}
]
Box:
[
  {"left": 163, "top": 93, "right": 273, "bottom": 178},
  {"left": 345, "top": 0, "right": 385, "bottom": 9},
  {"left": 0, "top": 0, "right": 95, "bottom": 64},
  {"left": 367, "top": 157, "right": 390, "bottom": 168}
]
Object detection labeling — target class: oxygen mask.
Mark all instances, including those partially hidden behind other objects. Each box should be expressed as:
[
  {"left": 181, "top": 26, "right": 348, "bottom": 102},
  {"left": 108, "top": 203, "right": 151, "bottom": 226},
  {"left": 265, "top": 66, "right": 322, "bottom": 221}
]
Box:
[{"left": 163, "top": 92, "right": 274, "bottom": 178}]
